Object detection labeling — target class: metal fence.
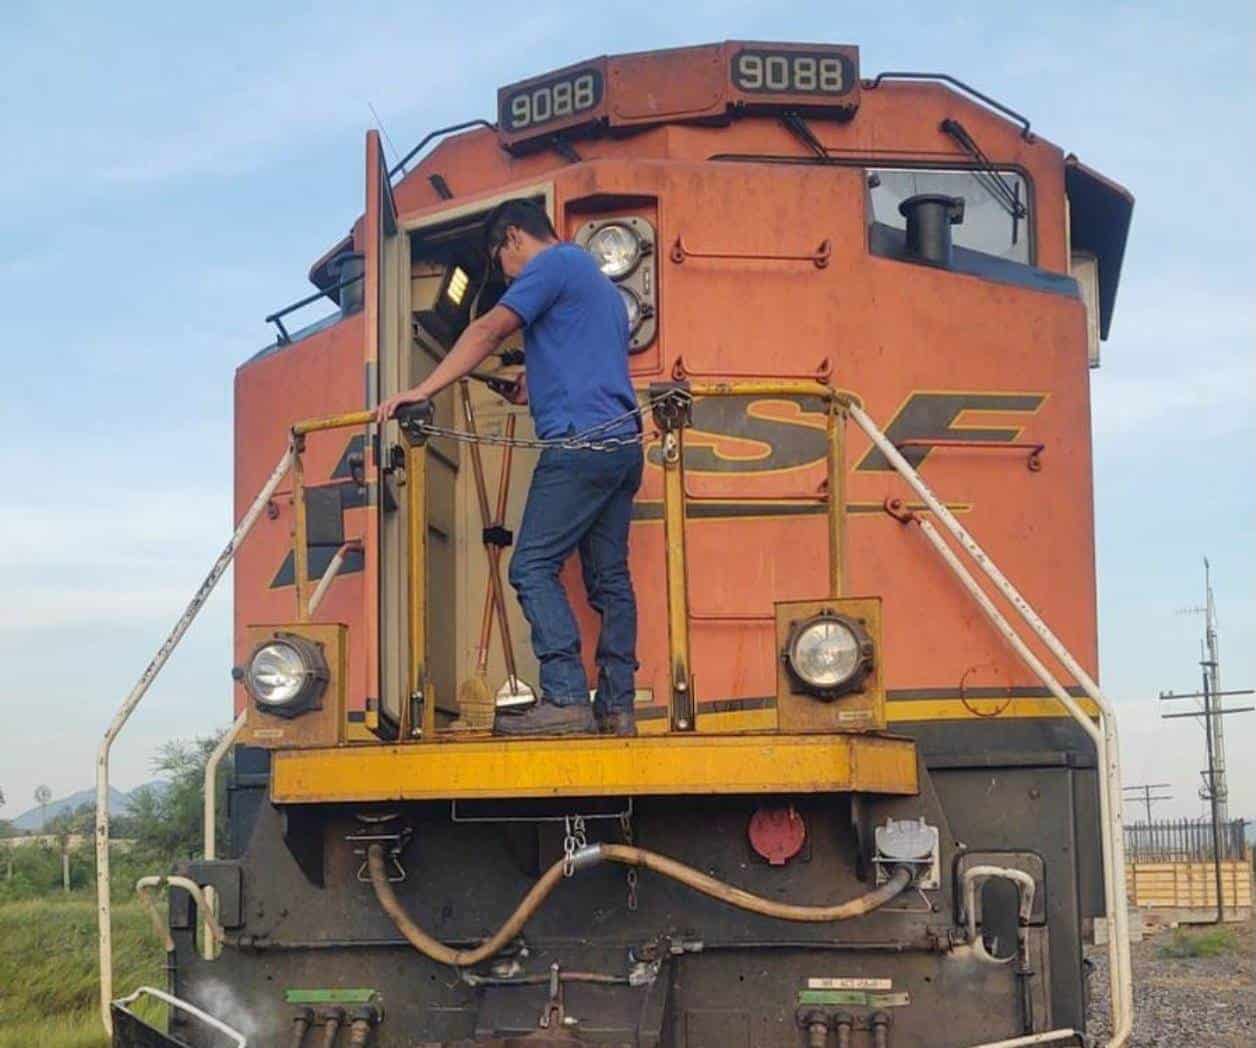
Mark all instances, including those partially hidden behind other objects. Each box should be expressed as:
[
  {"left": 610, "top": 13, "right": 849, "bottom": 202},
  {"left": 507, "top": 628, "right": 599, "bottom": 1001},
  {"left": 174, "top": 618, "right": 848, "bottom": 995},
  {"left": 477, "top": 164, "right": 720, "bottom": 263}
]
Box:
[{"left": 1124, "top": 817, "right": 1250, "bottom": 862}]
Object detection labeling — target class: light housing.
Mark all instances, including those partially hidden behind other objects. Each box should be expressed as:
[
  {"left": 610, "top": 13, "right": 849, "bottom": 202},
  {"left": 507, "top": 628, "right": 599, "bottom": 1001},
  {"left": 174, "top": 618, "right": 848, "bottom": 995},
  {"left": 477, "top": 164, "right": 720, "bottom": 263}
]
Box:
[
  {"left": 617, "top": 285, "right": 644, "bottom": 334},
  {"left": 574, "top": 214, "right": 657, "bottom": 352},
  {"left": 243, "top": 633, "right": 328, "bottom": 718},
  {"left": 587, "top": 222, "right": 643, "bottom": 278},
  {"left": 783, "top": 612, "right": 874, "bottom": 699}
]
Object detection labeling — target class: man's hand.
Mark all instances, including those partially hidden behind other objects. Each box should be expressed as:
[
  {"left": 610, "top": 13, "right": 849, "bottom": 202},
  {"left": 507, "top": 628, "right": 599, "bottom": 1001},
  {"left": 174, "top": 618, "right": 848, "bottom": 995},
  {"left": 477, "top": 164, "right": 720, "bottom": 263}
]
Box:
[{"left": 376, "top": 389, "right": 429, "bottom": 426}]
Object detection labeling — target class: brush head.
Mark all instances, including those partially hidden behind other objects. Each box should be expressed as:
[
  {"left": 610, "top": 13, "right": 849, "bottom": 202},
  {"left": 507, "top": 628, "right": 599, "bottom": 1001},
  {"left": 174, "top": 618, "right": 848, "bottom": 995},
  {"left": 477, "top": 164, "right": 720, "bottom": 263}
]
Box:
[{"left": 454, "top": 675, "right": 496, "bottom": 731}]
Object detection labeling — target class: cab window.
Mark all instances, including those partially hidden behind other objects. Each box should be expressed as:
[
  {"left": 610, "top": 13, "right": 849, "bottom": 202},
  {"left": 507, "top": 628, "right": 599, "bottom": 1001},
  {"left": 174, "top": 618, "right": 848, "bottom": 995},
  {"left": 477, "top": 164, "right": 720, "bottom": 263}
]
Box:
[{"left": 868, "top": 168, "right": 1031, "bottom": 264}]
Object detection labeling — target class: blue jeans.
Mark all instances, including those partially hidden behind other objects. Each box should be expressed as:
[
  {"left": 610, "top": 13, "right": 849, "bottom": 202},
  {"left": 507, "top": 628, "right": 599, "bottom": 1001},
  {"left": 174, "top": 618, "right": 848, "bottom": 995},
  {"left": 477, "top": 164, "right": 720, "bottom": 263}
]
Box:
[{"left": 508, "top": 444, "right": 643, "bottom": 715}]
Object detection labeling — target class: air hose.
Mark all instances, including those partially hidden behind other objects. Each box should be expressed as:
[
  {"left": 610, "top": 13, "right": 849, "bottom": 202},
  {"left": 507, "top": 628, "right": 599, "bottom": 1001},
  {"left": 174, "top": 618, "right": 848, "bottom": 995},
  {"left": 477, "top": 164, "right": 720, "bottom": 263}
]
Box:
[{"left": 366, "top": 842, "right": 914, "bottom": 968}]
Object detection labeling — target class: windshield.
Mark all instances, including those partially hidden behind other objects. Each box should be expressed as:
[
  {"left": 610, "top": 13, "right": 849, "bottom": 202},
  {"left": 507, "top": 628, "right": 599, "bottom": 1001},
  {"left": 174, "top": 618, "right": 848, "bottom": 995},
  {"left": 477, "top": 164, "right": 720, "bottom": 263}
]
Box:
[{"left": 869, "top": 168, "right": 1031, "bottom": 264}]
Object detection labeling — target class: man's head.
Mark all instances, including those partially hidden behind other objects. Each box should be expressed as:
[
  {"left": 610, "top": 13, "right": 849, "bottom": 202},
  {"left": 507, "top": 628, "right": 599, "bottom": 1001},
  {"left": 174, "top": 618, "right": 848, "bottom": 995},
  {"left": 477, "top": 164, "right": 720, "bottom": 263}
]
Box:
[{"left": 483, "top": 198, "right": 558, "bottom": 280}]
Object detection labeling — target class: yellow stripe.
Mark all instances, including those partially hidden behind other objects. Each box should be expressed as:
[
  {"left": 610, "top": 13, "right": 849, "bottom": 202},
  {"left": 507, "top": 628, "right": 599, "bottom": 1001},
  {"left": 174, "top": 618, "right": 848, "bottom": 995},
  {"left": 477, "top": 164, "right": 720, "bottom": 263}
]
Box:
[
  {"left": 271, "top": 732, "right": 918, "bottom": 803},
  {"left": 887, "top": 697, "right": 1100, "bottom": 721}
]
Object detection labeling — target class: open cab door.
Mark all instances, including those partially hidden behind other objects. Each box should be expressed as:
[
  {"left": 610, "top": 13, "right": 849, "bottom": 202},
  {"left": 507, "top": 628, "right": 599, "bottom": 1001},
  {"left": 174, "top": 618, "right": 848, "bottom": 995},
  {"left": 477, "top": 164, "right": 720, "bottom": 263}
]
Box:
[{"left": 361, "top": 130, "right": 408, "bottom": 737}]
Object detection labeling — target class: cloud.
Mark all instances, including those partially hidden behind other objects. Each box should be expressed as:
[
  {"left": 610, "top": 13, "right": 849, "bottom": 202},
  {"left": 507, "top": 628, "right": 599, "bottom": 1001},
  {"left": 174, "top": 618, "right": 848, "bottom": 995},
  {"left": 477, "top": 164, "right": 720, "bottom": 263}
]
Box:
[
  {"left": 0, "top": 488, "right": 225, "bottom": 569},
  {"left": 82, "top": 14, "right": 555, "bottom": 187}
]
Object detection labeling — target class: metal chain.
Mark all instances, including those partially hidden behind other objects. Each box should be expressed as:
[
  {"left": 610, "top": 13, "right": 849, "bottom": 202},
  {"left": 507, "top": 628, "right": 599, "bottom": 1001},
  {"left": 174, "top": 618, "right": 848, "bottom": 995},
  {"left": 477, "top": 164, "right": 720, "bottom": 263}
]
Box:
[
  {"left": 562, "top": 815, "right": 588, "bottom": 878},
  {"left": 620, "top": 812, "right": 638, "bottom": 911},
  {"left": 417, "top": 388, "right": 691, "bottom": 454}
]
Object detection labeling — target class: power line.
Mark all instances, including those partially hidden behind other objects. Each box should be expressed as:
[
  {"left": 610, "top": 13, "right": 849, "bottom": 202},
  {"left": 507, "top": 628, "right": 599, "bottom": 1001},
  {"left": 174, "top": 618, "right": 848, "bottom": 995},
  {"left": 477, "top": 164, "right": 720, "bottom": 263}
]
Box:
[{"left": 1121, "top": 783, "right": 1172, "bottom": 826}]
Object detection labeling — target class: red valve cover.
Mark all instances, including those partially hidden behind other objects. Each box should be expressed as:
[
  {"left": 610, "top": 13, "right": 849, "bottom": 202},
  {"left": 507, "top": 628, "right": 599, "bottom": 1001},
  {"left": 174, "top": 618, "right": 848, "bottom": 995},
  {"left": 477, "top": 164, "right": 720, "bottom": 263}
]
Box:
[{"left": 748, "top": 806, "right": 807, "bottom": 865}]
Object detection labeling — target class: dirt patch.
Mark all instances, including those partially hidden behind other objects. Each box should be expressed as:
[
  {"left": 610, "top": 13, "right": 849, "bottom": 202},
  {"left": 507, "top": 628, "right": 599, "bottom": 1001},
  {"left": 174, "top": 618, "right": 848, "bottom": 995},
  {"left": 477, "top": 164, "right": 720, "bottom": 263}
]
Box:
[{"left": 1087, "top": 913, "right": 1254, "bottom": 1046}]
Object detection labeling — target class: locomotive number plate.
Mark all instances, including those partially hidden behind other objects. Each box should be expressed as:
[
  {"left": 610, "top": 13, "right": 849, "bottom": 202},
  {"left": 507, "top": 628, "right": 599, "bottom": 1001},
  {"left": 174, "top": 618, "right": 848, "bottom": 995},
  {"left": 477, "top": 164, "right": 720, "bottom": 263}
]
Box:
[
  {"left": 500, "top": 66, "right": 604, "bottom": 132},
  {"left": 731, "top": 48, "right": 857, "bottom": 96}
]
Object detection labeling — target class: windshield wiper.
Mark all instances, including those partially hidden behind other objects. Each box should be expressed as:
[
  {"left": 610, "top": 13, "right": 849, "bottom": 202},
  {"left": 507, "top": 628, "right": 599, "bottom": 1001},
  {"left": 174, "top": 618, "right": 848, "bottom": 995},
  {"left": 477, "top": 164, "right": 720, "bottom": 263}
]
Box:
[{"left": 940, "top": 118, "right": 1028, "bottom": 243}]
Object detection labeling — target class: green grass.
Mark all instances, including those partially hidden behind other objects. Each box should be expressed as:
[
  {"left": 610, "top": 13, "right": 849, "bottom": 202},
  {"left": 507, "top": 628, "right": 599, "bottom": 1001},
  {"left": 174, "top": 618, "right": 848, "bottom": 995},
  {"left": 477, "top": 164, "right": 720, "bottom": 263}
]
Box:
[
  {"left": 1157, "top": 925, "right": 1240, "bottom": 959},
  {"left": 0, "top": 895, "right": 166, "bottom": 1048}
]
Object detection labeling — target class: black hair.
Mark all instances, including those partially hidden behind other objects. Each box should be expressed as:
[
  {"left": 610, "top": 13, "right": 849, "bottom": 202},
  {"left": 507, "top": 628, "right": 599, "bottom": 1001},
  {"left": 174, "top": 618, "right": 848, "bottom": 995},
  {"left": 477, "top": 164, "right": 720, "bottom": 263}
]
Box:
[{"left": 482, "top": 198, "right": 557, "bottom": 257}]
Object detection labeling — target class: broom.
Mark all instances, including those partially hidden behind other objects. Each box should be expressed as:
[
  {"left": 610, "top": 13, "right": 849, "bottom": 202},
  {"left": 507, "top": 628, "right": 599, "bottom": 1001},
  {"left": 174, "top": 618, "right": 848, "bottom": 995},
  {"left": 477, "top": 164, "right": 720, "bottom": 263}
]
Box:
[{"left": 452, "top": 386, "right": 528, "bottom": 728}]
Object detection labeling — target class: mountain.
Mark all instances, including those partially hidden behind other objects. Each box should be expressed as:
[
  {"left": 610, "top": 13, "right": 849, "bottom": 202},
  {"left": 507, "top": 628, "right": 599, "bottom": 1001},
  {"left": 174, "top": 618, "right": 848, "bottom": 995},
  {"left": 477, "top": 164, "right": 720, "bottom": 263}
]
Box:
[{"left": 8, "top": 781, "right": 168, "bottom": 832}]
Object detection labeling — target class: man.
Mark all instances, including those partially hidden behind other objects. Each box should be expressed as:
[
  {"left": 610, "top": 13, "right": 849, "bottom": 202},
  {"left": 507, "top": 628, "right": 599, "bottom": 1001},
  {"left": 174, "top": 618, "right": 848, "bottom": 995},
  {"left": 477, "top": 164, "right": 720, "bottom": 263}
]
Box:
[{"left": 377, "top": 198, "right": 642, "bottom": 736}]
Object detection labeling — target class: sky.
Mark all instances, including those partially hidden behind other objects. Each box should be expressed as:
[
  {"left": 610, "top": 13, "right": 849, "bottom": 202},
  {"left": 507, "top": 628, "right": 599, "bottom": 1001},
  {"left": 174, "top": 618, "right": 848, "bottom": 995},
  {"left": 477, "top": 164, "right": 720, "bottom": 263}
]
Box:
[{"left": 1, "top": 2, "right": 1252, "bottom": 826}]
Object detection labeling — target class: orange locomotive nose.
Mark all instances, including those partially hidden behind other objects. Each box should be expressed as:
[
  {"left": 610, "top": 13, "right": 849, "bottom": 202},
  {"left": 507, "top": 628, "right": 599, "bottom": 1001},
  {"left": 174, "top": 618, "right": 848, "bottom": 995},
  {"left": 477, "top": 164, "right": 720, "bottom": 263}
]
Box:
[{"left": 98, "top": 39, "right": 1136, "bottom": 1048}]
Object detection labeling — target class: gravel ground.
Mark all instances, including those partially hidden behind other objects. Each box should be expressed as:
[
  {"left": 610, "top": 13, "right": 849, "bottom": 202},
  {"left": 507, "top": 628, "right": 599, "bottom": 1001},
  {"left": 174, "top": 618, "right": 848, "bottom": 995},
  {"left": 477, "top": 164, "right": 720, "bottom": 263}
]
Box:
[{"left": 1086, "top": 913, "right": 1254, "bottom": 1046}]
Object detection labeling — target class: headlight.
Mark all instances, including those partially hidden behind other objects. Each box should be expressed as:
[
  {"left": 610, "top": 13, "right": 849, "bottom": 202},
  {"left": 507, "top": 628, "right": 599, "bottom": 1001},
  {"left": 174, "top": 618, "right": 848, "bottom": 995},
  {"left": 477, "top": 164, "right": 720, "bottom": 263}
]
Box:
[
  {"left": 617, "top": 285, "right": 643, "bottom": 334},
  {"left": 784, "top": 613, "right": 873, "bottom": 698},
  {"left": 244, "top": 634, "right": 328, "bottom": 716},
  {"left": 587, "top": 223, "right": 642, "bottom": 279}
]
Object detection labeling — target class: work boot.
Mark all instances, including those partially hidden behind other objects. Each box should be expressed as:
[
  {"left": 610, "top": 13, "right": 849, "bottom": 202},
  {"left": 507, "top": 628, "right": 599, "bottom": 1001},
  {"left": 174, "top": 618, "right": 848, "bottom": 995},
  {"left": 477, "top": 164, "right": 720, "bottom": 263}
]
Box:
[
  {"left": 597, "top": 711, "right": 637, "bottom": 737},
  {"left": 494, "top": 701, "right": 595, "bottom": 736}
]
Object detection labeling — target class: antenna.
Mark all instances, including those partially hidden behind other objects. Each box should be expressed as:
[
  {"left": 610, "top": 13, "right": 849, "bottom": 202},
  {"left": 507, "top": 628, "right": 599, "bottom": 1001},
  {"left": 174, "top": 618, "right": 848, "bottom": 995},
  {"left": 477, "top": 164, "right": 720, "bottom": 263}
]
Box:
[{"left": 367, "top": 101, "right": 403, "bottom": 170}]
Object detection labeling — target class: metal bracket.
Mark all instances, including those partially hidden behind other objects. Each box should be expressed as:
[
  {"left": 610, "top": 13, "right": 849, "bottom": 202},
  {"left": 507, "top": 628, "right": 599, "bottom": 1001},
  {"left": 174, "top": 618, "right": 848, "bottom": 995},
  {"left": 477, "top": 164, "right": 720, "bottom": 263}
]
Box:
[
  {"left": 874, "top": 818, "right": 940, "bottom": 890},
  {"left": 396, "top": 400, "right": 435, "bottom": 447},
  {"left": 894, "top": 438, "right": 1044, "bottom": 472},
  {"left": 648, "top": 382, "right": 692, "bottom": 432},
  {"left": 670, "top": 234, "right": 831, "bottom": 269},
  {"left": 347, "top": 817, "right": 412, "bottom": 883}
]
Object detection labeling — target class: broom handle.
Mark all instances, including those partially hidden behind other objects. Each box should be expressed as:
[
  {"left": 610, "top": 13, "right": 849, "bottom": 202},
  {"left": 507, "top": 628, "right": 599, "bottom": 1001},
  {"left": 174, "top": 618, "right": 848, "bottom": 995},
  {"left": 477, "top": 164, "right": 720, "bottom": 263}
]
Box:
[
  {"left": 473, "top": 416, "right": 517, "bottom": 674},
  {"left": 460, "top": 385, "right": 521, "bottom": 686}
]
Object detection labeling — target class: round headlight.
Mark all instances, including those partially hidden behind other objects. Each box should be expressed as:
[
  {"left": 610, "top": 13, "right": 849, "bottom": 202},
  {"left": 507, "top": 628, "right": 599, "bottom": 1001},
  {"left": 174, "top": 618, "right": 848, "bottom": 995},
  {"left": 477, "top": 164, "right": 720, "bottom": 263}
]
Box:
[
  {"left": 587, "top": 223, "right": 642, "bottom": 279},
  {"left": 785, "top": 614, "right": 873, "bottom": 697},
  {"left": 244, "top": 635, "right": 328, "bottom": 716},
  {"left": 617, "top": 285, "right": 643, "bottom": 334}
]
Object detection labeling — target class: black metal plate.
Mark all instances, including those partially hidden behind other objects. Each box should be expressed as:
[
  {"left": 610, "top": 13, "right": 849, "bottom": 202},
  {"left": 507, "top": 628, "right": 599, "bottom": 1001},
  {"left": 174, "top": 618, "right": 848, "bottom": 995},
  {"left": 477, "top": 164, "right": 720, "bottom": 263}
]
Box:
[{"left": 111, "top": 1006, "right": 194, "bottom": 1048}]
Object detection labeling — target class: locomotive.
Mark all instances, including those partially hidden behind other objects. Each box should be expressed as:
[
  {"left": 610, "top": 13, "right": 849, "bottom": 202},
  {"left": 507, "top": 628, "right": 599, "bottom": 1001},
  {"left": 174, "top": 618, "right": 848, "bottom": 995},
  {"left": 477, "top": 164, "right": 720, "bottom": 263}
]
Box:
[{"left": 98, "top": 39, "right": 1136, "bottom": 1047}]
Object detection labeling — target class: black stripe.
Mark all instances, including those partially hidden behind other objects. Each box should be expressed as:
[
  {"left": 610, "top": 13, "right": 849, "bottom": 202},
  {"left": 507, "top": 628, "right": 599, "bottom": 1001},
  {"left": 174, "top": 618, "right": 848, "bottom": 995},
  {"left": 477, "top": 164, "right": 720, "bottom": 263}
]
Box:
[
  {"left": 630, "top": 501, "right": 938, "bottom": 522},
  {"left": 637, "top": 695, "right": 777, "bottom": 720},
  {"left": 886, "top": 685, "right": 1088, "bottom": 701}
]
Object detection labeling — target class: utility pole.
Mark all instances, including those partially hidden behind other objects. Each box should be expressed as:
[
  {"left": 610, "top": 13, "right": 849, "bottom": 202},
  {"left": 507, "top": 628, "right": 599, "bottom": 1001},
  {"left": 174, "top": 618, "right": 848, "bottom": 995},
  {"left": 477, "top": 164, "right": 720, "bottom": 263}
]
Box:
[
  {"left": 1161, "top": 559, "right": 1253, "bottom": 923},
  {"left": 1160, "top": 662, "right": 1253, "bottom": 922},
  {"left": 1178, "top": 559, "right": 1231, "bottom": 821},
  {"left": 1122, "top": 783, "right": 1172, "bottom": 826}
]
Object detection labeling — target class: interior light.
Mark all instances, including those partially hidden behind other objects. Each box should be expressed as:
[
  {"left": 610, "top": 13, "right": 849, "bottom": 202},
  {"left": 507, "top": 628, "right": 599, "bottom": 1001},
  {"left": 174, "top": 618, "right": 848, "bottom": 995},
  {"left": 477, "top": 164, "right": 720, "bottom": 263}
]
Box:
[{"left": 445, "top": 266, "right": 469, "bottom": 306}]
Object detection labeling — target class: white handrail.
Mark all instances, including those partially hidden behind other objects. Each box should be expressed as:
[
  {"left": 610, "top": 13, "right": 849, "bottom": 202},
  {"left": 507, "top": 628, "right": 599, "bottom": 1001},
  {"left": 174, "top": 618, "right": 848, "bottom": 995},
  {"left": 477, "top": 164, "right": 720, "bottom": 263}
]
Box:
[
  {"left": 136, "top": 875, "right": 225, "bottom": 952},
  {"left": 307, "top": 539, "right": 361, "bottom": 617},
  {"left": 845, "top": 400, "right": 1133, "bottom": 1047},
  {"left": 96, "top": 445, "right": 292, "bottom": 1035},
  {"left": 202, "top": 711, "right": 246, "bottom": 960},
  {"left": 113, "top": 985, "right": 247, "bottom": 1048}
]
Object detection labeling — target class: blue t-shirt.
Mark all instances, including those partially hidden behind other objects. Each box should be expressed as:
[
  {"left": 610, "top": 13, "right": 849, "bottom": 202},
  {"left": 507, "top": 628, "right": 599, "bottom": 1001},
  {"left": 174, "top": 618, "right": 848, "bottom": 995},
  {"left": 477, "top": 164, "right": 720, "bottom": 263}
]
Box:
[{"left": 498, "top": 243, "right": 638, "bottom": 441}]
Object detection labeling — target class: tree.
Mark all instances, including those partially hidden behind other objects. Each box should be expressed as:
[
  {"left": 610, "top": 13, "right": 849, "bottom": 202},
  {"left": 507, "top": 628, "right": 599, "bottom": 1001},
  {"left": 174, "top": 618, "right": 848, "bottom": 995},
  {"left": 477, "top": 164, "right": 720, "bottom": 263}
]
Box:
[{"left": 126, "top": 733, "right": 229, "bottom": 863}]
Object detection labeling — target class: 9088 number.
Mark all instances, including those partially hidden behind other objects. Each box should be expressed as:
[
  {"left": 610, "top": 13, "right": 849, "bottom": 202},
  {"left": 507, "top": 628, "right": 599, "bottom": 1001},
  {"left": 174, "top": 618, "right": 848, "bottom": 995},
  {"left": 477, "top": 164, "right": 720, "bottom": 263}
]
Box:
[
  {"left": 732, "top": 50, "right": 853, "bottom": 96},
  {"left": 503, "top": 70, "right": 602, "bottom": 131}
]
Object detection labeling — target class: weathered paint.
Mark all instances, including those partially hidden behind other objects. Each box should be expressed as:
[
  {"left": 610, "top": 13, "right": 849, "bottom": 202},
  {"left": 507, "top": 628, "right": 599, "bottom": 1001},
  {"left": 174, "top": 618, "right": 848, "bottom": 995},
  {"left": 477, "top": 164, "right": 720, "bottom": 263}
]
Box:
[{"left": 270, "top": 731, "right": 918, "bottom": 802}]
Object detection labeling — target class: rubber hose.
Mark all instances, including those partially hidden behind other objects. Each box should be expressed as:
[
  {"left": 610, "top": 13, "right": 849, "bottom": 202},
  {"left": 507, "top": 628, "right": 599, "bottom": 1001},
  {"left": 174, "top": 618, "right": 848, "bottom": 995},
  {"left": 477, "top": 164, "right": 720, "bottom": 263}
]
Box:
[
  {"left": 599, "top": 845, "right": 913, "bottom": 922},
  {"left": 367, "top": 843, "right": 913, "bottom": 968}
]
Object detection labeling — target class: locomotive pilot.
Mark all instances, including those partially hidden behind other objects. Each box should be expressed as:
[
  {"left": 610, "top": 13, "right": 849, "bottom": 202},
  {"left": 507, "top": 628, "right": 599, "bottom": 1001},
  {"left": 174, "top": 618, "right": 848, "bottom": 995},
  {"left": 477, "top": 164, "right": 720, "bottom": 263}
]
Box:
[{"left": 377, "top": 198, "right": 642, "bottom": 737}]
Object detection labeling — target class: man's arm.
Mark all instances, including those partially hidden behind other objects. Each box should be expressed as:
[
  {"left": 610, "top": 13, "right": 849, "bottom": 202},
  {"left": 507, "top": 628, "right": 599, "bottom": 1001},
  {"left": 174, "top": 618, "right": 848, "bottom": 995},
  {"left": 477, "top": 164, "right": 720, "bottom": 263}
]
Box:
[{"left": 375, "top": 304, "right": 522, "bottom": 423}]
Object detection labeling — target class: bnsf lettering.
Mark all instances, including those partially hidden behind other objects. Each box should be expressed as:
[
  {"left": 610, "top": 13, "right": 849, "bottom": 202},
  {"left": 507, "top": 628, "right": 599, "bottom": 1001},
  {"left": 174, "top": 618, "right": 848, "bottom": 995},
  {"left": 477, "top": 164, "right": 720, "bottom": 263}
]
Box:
[
  {"left": 856, "top": 392, "right": 1046, "bottom": 472},
  {"left": 647, "top": 395, "right": 829, "bottom": 475}
]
